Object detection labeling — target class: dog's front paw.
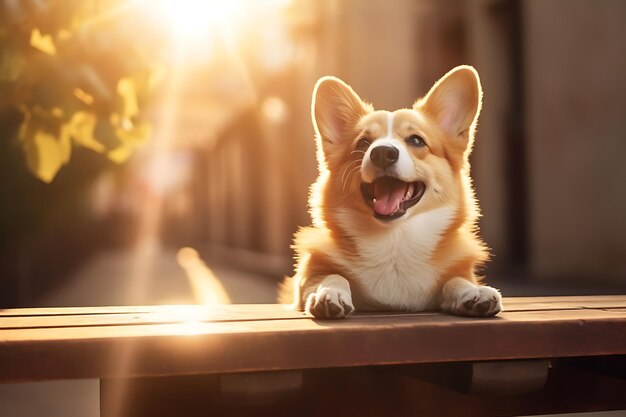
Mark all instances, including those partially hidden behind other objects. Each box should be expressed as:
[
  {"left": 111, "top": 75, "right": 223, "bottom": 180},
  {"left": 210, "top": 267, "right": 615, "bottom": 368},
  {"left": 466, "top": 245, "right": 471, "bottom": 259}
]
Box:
[
  {"left": 305, "top": 287, "right": 354, "bottom": 319},
  {"left": 445, "top": 285, "right": 502, "bottom": 317}
]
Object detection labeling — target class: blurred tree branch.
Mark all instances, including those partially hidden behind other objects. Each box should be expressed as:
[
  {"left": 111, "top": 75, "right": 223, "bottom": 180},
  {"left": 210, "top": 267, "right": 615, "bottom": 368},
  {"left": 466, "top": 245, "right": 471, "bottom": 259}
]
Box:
[{"left": 0, "top": 0, "right": 165, "bottom": 183}]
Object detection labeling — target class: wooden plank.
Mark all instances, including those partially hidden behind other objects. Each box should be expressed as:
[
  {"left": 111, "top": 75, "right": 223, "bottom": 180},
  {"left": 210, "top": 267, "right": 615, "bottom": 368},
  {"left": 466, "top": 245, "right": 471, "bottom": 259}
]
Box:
[
  {"left": 499, "top": 299, "right": 626, "bottom": 310},
  {"left": 15, "top": 307, "right": 569, "bottom": 330},
  {"left": 4, "top": 307, "right": 626, "bottom": 342},
  {"left": 1, "top": 307, "right": 626, "bottom": 382},
  {"left": 0, "top": 304, "right": 284, "bottom": 317},
  {"left": 0, "top": 296, "right": 626, "bottom": 320},
  {"left": 0, "top": 307, "right": 448, "bottom": 330},
  {"left": 503, "top": 295, "right": 626, "bottom": 303},
  {"left": 3, "top": 295, "right": 625, "bottom": 316},
  {"left": 2, "top": 296, "right": 626, "bottom": 329},
  {"left": 4, "top": 303, "right": 626, "bottom": 330},
  {"left": 0, "top": 305, "right": 308, "bottom": 330},
  {"left": 501, "top": 295, "right": 626, "bottom": 305}
]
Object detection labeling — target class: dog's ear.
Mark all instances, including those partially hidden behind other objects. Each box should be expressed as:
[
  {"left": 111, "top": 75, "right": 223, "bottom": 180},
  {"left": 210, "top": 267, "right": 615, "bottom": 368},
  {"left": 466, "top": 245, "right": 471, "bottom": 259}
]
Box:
[
  {"left": 312, "top": 76, "right": 371, "bottom": 163},
  {"left": 416, "top": 66, "right": 482, "bottom": 152}
]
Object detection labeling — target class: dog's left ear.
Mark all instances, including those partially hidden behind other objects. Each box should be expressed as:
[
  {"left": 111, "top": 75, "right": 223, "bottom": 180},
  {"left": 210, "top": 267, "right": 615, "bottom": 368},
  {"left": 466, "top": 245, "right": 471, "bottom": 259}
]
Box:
[{"left": 416, "top": 66, "right": 482, "bottom": 151}]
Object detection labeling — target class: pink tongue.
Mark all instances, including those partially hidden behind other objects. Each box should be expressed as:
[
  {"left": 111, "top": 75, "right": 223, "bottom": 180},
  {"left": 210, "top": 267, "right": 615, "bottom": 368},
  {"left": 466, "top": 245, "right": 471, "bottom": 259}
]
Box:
[{"left": 373, "top": 179, "right": 407, "bottom": 216}]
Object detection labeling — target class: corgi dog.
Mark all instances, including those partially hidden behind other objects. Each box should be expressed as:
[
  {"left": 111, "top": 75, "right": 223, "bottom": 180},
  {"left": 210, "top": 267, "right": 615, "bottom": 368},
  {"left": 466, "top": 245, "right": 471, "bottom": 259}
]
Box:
[{"left": 283, "top": 66, "right": 502, "bottom": 319}]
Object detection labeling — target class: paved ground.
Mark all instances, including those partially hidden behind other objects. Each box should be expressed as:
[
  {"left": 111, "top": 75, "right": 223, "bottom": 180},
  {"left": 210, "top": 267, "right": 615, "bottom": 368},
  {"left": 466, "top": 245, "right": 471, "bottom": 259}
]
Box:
[{"left": 39, "top": 241, "right": 278, "bottom": 307}]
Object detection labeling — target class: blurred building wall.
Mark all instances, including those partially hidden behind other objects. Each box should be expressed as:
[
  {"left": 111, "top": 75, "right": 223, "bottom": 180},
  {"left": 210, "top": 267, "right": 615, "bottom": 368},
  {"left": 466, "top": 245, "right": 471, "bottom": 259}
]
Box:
[
  {"left": 523, "top": 0, "right": 626, "bottom": 283},
  {"left": 467, "top": 0, "right": 520, "bottom": 272}
]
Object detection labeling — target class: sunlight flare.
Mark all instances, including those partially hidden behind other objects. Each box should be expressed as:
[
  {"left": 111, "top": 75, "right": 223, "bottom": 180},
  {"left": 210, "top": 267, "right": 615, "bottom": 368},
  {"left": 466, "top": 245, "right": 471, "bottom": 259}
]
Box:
[
  {"left": 177, "top": 247, "right": 231, "bottom": 305},
  {"left": 147, "top": 0, "right": 242, "bottom": 42}
]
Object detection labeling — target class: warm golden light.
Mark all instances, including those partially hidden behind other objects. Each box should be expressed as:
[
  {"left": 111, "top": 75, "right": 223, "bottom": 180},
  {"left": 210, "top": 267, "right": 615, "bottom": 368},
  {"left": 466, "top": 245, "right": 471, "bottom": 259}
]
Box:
[
  {"left": 138, "top": 0, "right": 293, "bottom": 50},
  {"left": 177, "top": 247, "right": 231, "bottom": 305},
  {"left": 147, "top": 0, "right": 242, "bottom": 42}
]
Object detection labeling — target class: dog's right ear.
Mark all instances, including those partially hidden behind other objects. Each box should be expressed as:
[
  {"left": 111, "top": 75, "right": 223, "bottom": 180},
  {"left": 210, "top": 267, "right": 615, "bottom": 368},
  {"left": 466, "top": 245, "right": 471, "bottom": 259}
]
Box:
[{"left": 312, "top": 76, "right": 371, "bottom": 163}]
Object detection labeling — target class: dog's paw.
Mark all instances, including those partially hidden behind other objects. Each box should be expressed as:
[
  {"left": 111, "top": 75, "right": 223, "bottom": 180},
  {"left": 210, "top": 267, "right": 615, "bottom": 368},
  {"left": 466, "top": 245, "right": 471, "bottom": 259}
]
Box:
[
  {"left": 305, "top": 287, "right": 354, "bottom": 319},
  {"left": 445, "top": 285, "right": 502, "bottom": 317}
]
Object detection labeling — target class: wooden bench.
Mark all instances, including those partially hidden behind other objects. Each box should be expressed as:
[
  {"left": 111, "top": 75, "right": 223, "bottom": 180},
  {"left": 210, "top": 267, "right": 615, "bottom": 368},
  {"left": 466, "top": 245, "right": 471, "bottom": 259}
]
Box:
[{"left": 2, "top": 295, "right": 626, "bottom": 416}]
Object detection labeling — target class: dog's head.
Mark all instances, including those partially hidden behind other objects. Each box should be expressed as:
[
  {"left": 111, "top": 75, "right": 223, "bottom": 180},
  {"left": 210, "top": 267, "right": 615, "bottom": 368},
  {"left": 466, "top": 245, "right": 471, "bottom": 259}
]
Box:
[{"left": 311, "top": 66, "right": 482, "bottom": 227}]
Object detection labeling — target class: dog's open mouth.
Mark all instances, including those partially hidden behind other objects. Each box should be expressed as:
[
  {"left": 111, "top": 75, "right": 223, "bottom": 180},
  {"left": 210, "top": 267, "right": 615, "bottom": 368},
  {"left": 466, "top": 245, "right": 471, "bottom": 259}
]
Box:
[{"left": 360, "top": 177, "right": 426, "bottom": 221}]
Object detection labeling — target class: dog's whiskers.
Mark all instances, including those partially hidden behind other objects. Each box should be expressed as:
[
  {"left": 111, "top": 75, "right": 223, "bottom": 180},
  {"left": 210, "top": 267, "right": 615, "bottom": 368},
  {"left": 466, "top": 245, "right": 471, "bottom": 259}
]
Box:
[
  {"left": 342, "top": 162, "right": 362, "bottom": 192},
  {"left": 340, "top": 159, "right": 362, "bottom": 187}
]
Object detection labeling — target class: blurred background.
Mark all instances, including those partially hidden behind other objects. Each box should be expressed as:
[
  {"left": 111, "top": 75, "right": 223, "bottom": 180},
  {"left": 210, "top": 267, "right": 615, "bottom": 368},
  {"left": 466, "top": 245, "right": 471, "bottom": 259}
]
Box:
[{"left": 1, "top": 0, "right": 626, "bottom": 310}]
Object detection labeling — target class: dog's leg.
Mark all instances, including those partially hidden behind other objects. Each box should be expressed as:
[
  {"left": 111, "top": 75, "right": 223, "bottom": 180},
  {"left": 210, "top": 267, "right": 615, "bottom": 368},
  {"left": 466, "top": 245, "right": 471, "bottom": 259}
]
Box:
[
  {"left": 304, "top": 274, "right": 355, "bottom": 319},
  {"left": 440, "top": 277, "right": 502, "bottom": 317}
]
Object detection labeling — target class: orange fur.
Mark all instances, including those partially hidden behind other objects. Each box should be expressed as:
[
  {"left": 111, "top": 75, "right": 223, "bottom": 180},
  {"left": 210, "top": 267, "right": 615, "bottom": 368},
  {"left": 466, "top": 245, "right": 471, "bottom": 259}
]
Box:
[{"left": 281, "top": 66, "right": 501, "bottom": 318}]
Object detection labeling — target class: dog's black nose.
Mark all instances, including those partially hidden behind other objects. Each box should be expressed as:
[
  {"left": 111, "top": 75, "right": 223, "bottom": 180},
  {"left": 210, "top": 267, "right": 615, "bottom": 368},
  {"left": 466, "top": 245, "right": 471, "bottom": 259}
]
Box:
[{"left": 370, "top": 145, "right": 399, "bottom": 168}]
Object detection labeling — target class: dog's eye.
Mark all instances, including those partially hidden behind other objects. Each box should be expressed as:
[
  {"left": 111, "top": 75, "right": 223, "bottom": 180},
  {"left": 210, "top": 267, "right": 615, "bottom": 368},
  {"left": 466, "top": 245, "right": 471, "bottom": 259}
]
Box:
[
  {"left": 406, "top": 134, "right": 427, "bottom": 148},
  {"left": 355, "top": 137, "right": 371, "bottom": 151}
]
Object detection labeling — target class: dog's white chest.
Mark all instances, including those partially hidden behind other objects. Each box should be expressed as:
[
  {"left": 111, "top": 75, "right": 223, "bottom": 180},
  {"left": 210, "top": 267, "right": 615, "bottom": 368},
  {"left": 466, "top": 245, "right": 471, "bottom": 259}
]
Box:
[{"left": 339, "top": 207, "right": 454, "bottom": 310}]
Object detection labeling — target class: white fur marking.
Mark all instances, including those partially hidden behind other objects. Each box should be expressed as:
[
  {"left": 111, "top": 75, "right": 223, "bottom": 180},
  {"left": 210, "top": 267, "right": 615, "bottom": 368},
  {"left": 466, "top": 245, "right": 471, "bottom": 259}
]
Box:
[
  {"left": 362, "top": 137, "right": 414, "bottom": 182},
  {"left": 441, "top": 277, "right": 503, "bottom": 316},
  {"left": 305, "top": 274, "right": 355, "bottom": 318},
  {"left": 334, "top": 206, "right": 455, "bottom": 310},
  {"left": 318, "top": 274, "right": 351, "bottom": 293},
  {"left": 386, "top": 112, "right": 395, "bottom": 139},
  {"left": 361, "top": 113, "right": 414, "bottom": 182}
]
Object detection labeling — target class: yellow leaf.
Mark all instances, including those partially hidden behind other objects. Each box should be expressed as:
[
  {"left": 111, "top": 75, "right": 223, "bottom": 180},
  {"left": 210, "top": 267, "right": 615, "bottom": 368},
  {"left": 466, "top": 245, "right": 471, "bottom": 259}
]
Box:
[
  {"left": 107, "top": 144, "right": 134, "bottom": 164},
  {"left": 67, "top": 111, "right": 106, "bottom": 153},
  {"left": 26, "top": 130, "right": 67, "bottom": 183},
  {"left": 59, "top": 125, "right": 72, "bottom": 164},
  {"left": 30, "top": 28, "right": 56, "bottom": 55},
  {"left": 115, "top": 120, "right": 151, "bottom": 144},
  {"left": 107, "top": 120, "right": 151, "bottom": 163},
  {"left": 73, "top": 88, "right": 94, "bottom": 105},
  {"left": 50, "top": 107, "right": 64, "bottom": 119},
  {"left": 117, "top": 78, "right": 138, "bottom": 119}
]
